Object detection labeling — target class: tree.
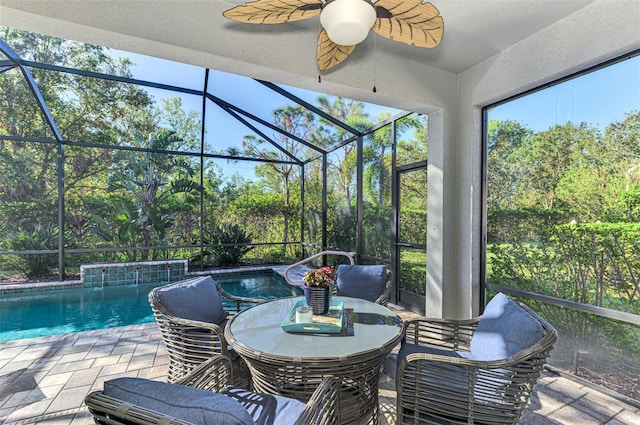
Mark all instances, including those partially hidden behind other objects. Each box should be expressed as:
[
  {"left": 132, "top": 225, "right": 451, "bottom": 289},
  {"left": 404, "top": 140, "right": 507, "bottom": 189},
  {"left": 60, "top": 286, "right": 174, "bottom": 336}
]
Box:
[
  {"left": 0, "top": 28, "right": 154, "bottom": 254},
  {"left": 363, "top": 112, "right": 422, "bottom": 206},
  {"left": 95, "top": 129, "right": 201, "bottom": 260},
  {"left": 521, "top": 122, "right": 599, "bottom": 209},
  {"left": 316, "top": 96, "right": 370, "bottom": 209},
  {"left": 486, "top": 119, "right": 532, "bottom": 210},
  {"left": 242, "top": 105, "right": 313, "bottom": 256}
]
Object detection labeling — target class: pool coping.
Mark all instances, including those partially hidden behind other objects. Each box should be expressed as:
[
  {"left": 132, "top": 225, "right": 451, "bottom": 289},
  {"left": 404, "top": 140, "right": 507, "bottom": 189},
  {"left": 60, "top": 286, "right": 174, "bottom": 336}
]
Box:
[{"left": 0, "top": 264, "right": 311, "bottom": 294}]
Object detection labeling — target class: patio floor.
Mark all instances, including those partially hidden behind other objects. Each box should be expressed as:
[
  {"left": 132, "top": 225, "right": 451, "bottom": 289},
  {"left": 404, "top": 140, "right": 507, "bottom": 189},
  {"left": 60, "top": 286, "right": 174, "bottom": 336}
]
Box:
[{"left": 1, "top": 307, "right": 638, "bottom": 425}]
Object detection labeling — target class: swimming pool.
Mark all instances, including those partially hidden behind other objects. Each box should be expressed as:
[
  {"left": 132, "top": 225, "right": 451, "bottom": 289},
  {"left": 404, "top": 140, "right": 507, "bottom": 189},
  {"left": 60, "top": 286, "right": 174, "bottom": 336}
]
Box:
[{"left": 0, "top": 270, "right": 301, "bottom": 342}]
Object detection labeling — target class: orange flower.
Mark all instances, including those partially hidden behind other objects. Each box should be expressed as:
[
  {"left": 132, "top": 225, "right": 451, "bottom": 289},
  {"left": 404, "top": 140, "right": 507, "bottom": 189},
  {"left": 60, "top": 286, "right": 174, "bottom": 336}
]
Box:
[{"left": 303, "top": 266, "right": 336, "bottom": 289}]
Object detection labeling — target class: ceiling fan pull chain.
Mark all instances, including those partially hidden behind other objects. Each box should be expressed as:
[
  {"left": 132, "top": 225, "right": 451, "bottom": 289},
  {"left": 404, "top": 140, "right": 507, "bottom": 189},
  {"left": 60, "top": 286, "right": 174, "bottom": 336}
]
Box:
[{"left": 372, "top": 34, "right": 377, "bottom": 93}]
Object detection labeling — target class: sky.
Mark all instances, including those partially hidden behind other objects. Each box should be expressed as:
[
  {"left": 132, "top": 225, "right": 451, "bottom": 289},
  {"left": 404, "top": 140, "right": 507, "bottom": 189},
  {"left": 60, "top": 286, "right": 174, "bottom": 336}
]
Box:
[
  {"left": 487, "top": 55, "right": 640, "bottom": 132},
  {"left": 112, "top": 48, "right": 639, "bottom": 182},
  {"left": 110, "top": 48, "right": 402, "bottom": 183},
  {"left": 117, "top": 47, "right": 639, "bottom": 142}
]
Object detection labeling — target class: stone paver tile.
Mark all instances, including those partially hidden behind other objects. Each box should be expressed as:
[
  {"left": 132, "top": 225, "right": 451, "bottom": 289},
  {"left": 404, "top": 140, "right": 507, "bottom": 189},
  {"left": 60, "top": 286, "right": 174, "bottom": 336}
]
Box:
[
  {"left": 573, "top": 393, "right": 625, "bottom": 422},
  {"left": 53, "top": 344, "right": 93, "bottom": 356},
  {"left": 545, "top": 376, "right": 589, "bottom": 401},
  {"left": 519, "top": 409, "right": 564, "bottom": 424},
  {"left": 91, "top": 354, "right": 121, "bottom": 367},
  {"left": 30, "top": 411, "right": 76, "bottom": 424},
  {"left": 84, "top": 344, "right": 115, "bottom": 360},
  {"left": 126, "top": 353, "right": 156, "bottom": 372},
  {"left": 1, "top": 359, "right": 35, "bottom": 373},
  {"left": 549, "top": 404, "right": 605, "bottom": 425},
  {"left": 114, "top": 351, "right": 133, "bottom": 363},
  {"left": 98, "top": 362, "right": 129, "bottom": 377},
  {"left": 136, "top": 365, "right": 167, "bottom": 380},
  {"left": 0, "top": 406, "right": 12, "bottom": 422},
  {"left": 70, "top": 409, "right": 95, "bottom": 425},
  {"left": 74, "top": 336, "right": 100, "bottom": 346},
  {"left": 378, "top": 396, "right": 396, "bottom": 425},
  {"left": 65, "top": 368, "right": 101, "bottom": 389},
  {"left": 153, "top": 354, "right": 169, "bottom": 368},
  {"left": 56, "top": 352, "right": 88, "bottom": 365},
  {"left": 0, "top": 346, "right": 26, "bottom": 360},
  {"left": 133, "top": 342, "right": 160, "bottom": 356},
  {"left": 32, "top": 357, "right": 63, "bottom": 371},
  {"left": 605, "top": 418, "right": 628, "bottom": 425},
  {"left": 612, "top": 408, "right": 640, "bottom": 424},
  {"left": 39, "top": 371, "right": 74, "bottom": 389},
  {"left": 48, "top": 360, "right": 95, "bottom": 375},
  {"left": 2, "top": 387, "right": 48, "bottom": 409},
  {"left": 94, "top": 336, "right": 122, "bottom": 348},
  {"left": 91, "top": 371, "right": 139, "bottom": 392},
  {"left": 531, "top": 379, "right": 590, "bottom": 414},
  {"left": 39, "top": 384, "right": 64, "bottom": 399},
  {"left": 111, "top": 343, "right": 137, "bottom": 356},
  {"left": 12, "top": 347, "right": 55, "bottom": 362},
  {"left": 47, "top": 385, "right": 92, "bottom": 413},
  {"left": 3, "top": 398, "right": 52, "bottom": 423}
]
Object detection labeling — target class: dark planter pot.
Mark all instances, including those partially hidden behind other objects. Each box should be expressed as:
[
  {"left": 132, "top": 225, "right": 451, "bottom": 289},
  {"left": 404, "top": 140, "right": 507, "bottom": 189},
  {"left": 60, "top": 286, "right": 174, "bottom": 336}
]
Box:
[{"left": 303, "top": 285, "right": 330, "bottom": 314}]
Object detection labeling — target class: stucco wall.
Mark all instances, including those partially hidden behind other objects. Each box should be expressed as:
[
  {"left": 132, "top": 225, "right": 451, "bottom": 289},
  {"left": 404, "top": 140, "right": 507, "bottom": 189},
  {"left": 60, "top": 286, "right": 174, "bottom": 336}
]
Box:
[{"left": 454, "top": 0, "right": 640, "bottom": 318}]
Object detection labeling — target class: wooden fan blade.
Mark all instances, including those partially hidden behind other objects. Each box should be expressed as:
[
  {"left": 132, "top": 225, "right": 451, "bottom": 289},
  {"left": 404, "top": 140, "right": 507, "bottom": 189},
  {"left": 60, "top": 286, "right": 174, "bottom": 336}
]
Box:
[
  {"left": 316, "top": 29, "right": 357, "bottom": 71},
  {"left": 372, "top": 0, "right": 444, "bottom": 48},
  {"left": 223, "top": 0, "right": 322, "bottom": 24}
]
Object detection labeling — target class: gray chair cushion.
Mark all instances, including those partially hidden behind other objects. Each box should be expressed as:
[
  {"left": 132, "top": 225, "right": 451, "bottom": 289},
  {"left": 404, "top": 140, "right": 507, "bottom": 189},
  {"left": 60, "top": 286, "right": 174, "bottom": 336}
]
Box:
[
  {"left": 222, "top": 385, "right": 306, "bottom": 425},
  {"left": 336, "top": 265, "right": 387, "bottom": 302},
  {"left": 103, "top": 377, "right": 254, "bottom": 425},
  {"left": 398, "top": 341, "right": 472, "bottom": 361},
  {"left": 470, "top": 292, "right": 544, "bottom": 361},
  {"left": 156, "top": 276, "right": 227, "bottom": 325}
]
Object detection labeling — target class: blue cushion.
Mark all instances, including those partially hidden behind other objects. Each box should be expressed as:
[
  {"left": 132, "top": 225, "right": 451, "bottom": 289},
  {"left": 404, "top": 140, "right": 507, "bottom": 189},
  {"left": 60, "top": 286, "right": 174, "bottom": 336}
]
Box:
[
  {"left": 336, "top": 265, "right": 387, "bottom": 302},
  {"left": 103, "top": 377, "right": 254, "bottom": 425},
  {"left": 222, "top": 385, "right": 305, "bottom": 425},
  {"left": 398, "top": 341, "right": 472, "bottom": 361},
  {"left": 156, "top": 276, "right": 227, "bottom": 325},
  {"left": 397, "top": 343, "right": 472, "bottom": 393},
  {"left": 470, "top": 293, "right": 544, "bottom": 361}
]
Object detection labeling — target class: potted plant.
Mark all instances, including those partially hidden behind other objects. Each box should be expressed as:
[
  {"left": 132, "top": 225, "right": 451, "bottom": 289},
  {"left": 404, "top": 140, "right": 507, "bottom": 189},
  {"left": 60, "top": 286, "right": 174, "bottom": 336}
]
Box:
[{"left": 302, "top": 266, "right": 335, "bottom": 314}]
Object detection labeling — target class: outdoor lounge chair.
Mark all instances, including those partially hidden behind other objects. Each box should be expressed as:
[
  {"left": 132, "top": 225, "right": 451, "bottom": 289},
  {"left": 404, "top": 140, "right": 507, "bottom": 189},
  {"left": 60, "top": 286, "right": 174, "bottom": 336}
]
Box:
[
  {"left": 85, "top": 354, "right": 340, "bottom": 425},
  {"left": 396, "top": 292, "right": 557, "bottom": 425},
  {"left": 148, "top": 275, "right": 265, "bottom": 388}
]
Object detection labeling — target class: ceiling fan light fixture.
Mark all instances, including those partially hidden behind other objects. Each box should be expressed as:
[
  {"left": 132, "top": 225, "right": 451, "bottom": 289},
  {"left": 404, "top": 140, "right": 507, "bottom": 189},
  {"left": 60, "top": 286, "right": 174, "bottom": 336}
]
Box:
[{"left": 320, "top": 0, "right": 377, "bottom": 46}]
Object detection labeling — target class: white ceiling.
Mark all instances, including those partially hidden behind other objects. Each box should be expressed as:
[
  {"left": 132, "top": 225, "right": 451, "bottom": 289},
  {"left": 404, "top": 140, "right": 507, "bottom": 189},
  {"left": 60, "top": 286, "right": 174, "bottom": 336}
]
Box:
[{"left": 0, "top": 0, "right": 598, "bottom": 75}]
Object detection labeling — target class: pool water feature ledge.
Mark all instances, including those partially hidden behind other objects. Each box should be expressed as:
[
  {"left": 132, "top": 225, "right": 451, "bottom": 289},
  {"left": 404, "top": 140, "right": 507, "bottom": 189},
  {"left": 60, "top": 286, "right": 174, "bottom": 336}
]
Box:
[{"left": 80, "top": 260, "right": 188, "bottom": 287}]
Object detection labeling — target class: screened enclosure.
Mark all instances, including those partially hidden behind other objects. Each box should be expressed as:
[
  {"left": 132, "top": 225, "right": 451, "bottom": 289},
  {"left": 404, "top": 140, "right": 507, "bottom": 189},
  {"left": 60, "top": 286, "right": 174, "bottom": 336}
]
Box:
[{"left": 0, "top": 28, "right": 429, "bottom": 308}]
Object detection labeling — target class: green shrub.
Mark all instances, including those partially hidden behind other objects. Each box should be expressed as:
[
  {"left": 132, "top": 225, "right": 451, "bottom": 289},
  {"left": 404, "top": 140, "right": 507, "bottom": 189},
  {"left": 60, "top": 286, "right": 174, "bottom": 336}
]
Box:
[
  {"left": 192, "top": 224, "right": 254, "bottom": 267},
  {"left": 2, "top": 223, "right": 58, "bottom": 276}
]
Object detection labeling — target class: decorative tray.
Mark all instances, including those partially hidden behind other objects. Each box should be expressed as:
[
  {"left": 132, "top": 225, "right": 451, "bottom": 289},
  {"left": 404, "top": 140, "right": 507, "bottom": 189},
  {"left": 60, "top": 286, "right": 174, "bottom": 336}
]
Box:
[{"left": 281, "top": 299, "right": 344, "bottom": 334}]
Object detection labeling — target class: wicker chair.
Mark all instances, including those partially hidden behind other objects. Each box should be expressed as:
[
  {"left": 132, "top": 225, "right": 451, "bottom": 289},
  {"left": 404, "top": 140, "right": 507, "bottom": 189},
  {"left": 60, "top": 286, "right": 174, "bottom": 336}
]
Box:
[
  {"left": 396, "top": 293, "right": 557, "bottom": 425},
  {"left": 148, "top": 276, "right": 265, "bottom": 388},
  {"left": 284, "top": 250, "right": 391, "bottom": 305},
  {"left": 85, "top": 355, "right": 340, "bottom": 425}
]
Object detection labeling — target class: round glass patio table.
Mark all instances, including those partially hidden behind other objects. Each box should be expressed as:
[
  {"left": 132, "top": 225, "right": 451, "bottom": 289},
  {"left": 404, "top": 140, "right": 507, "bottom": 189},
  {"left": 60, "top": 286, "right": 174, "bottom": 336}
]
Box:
[{"left": 225, "top": 296, "right": 403, "bottom": 425}]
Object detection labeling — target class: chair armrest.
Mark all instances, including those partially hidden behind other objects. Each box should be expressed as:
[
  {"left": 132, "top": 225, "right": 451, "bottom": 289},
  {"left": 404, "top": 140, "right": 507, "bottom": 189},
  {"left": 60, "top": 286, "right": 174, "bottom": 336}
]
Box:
[
  {"left": 284, "top": 250, "right": 355, "bottom": 285},
  {"left": 402, "top": 317, "right": 479, "bottom": 351},
  {"left": 373, "top": 269, "right": 392, "bottom": 306},
  {"left": 85, "top": 391, "right": 193, "bottom": 425},
  {"left": 215, "top": 282, "right": 266, "bottom": 312},
  {"left": 174, "top": 355, "right": 233, "bottom": 393},
  {"left": 294, "top": 376, "right": 340, "bottom": 425}
]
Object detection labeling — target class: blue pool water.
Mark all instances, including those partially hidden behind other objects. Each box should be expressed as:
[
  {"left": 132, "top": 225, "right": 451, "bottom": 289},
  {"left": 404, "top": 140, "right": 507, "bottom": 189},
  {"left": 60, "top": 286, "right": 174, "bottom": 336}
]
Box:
[{"left": 0, "top": 271, "right": 301, "bottom": 342}]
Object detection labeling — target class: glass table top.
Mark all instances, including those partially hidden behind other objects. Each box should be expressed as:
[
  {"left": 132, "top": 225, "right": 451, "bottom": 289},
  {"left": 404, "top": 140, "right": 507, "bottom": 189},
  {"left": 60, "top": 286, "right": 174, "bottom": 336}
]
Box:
[{"left": 227, "top": 296, "right": 403, "bottom": 359}]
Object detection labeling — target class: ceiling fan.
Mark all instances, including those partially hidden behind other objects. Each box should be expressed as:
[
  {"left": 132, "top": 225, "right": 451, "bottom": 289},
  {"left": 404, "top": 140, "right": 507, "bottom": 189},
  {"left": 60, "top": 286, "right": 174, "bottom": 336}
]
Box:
[{"left": 223, "top": 0, "right": 444, "bottom": 71}]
